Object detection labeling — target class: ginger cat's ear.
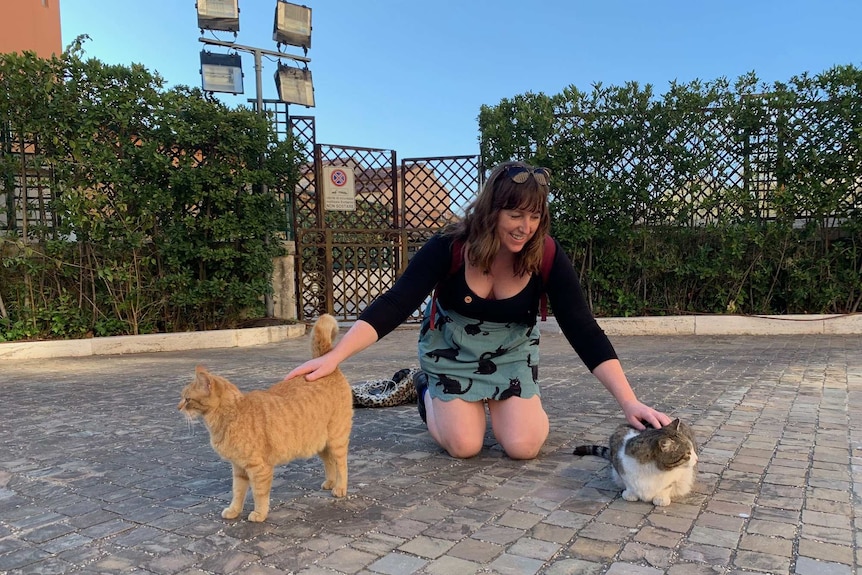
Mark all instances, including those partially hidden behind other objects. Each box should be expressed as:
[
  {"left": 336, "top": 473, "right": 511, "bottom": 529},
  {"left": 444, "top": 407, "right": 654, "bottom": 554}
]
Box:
[{"left": 194, "top": 365, "right": 213, "bottom": 393}]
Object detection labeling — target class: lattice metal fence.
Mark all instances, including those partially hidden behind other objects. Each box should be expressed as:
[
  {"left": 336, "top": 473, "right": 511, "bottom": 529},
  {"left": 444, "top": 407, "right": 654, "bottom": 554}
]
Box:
[
  {"left": 288, "top": 120, "right": 484, "bottom": 321},
  {"left": 294, "top": 144, "right": 397, "bottom": 320},
  {"left": 552, "top": 102, "right": 860, "bottom": 227},
  {"left": 401, "top": 155, "right": 481, "bottom": 228},
  {"left": 0, "top": 129, "right": 57, "bottom": 240}
]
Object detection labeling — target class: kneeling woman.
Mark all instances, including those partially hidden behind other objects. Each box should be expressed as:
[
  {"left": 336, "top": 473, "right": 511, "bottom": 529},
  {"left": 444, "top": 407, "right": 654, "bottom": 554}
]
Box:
[{"left": 286, "top": 161, "right": 671, "bottom": 459}]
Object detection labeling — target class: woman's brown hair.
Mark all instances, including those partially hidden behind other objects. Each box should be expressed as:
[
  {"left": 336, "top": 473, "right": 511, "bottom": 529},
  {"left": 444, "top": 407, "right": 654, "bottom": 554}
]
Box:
[{"left": 445, "top": 161, "right": 551, "bottom": 276}]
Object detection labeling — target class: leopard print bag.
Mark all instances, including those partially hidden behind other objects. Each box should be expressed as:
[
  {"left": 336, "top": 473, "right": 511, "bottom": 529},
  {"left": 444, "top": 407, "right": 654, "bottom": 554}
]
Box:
[{"left": 351, "top": 367, "right": 419, "bottom": 408}]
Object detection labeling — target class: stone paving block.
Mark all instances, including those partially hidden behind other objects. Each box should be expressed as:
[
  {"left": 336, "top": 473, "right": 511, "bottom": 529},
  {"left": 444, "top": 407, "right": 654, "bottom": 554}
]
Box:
[
  {"left": 797, "top": 538, "right": 854, "bottom": 565},
  {"left": 446, "top": 537, "right": 504, "bottom": 563},
  {"left": 367, "top": 551, "right": 427, "bottom": 575},
  {"left": 470, "top": 524, "right": 523, "bottom": 546},
  {"left": 677, "top": 541, "right": 732, "bottom": 565},
  {"left": 688, "top": 525, "right": 740, "bottom": 549},
  {"left": 494, "top": 509, "right": 544, "bottom": 530},
  {"left": 799, "top": 522, "right": 853, "bottom": 545},
  {"left": 733, "top": 549, "right": 792, "bottom": 573},
  {"left": 567, "top": 538, "right": 621, "bottom": 562},
  {"left": 487, "top": 552, "right": 545, "bottom": 575},
  {"left": 265, "top": 547, "right": 324, "bottom": 573},
  {"left": 543, "top": 558, "right": 604, "bottom": 575},
  {"left": 644, "top": 512, "right": 693, "bottom": 533},
  {"left": 619, "top": 541, "right": 673, "bottom": 568},
  {"left": 666, "top": 564, "right": 724, "bottom": 575},
  {"left": 604, "top": 562, "right": 664, "bottom": 574},
  {"left": 397, "top": 535, "right": 455, "bottom": 559},
  {"left": 420, "top": 555, "right": 481, "bottom": 575},
  {"left": 737, "top": 533, "right": 792, "bottom": 556},
  {"left": 794, "top": 556, "right": 854, "bottom": 575},
  {"left": 144, "top": 548, "right": 202, "bottom": 574},
  {"left": 632, "top": 525, "right": 683, "bottom": 548},
  {"left": 506, "top": 536, "right": 561, "bottom": 561},
  {"left": 577, "top": 521, "right": 633, "bottom": 543},
  {"left": 543, "top": 509, "right": 592, "bottom": 530},
  {"left": 595, "top": 507, "right": 646, "bottom": 528},
  {"left": 318, "top": 547, "right": 378, "bottom": 574},
  {"left": 529, "top": 522, "right": 575, "bottom": 544}
]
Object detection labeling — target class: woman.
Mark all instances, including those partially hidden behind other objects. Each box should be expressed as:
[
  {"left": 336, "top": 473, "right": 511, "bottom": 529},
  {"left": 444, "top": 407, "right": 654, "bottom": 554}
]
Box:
[{"left": 286, "top": 161, "right": 671, "bottom": 459}]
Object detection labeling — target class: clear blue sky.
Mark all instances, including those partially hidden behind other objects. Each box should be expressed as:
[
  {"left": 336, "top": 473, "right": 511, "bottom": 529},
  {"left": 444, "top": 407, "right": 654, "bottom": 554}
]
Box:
[{"left": 60, "top": 0, "right": 861, "bottom": 161}]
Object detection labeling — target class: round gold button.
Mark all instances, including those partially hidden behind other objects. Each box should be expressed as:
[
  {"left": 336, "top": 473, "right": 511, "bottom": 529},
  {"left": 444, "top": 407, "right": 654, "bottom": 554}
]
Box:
[{"left": 464, "top": 296, "right": 473, "bottom": 304}]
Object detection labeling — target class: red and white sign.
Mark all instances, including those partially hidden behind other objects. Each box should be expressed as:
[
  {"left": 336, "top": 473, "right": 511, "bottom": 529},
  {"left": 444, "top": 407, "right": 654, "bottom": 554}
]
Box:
[{"left": 322, "top": 166, "right": 356, "bottom": 211}]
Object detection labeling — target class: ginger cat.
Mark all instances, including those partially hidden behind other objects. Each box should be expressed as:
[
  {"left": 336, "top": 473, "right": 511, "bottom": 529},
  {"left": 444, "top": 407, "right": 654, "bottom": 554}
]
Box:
[{"left": 178, "top": 314, "right": 353, "bottom": 522}]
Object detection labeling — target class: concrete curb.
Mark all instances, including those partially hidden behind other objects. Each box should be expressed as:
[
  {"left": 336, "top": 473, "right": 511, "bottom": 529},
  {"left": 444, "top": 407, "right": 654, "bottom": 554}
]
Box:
[
  {"left": 1, "top": 314, "right": 860, "bottom": 361},
  {"left": 0, "top": 323, "right": 308, "bottom": 361},
  {"left": 591, "top": 313, "right": 862, "bottom": 336}
]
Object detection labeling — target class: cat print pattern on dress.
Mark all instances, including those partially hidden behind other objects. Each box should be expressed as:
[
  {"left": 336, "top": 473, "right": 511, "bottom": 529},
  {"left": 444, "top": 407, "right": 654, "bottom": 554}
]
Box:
[
  {"left": 178, "top": 314, "right": 353, "bottom": 522},
  {"left": 418, "top": 305, "right": 542, "bottom": 402},
  {"left": 475, "top": 345, "right": 510, "bottom": 375},
  {"left": 425, "top": 342, "right": 461, "bottom": 363},
  {"left": 573, "top": 418, "right": 698, "bottom": 506},
  {"left": 464, "top": 320, "right": 489, "bottom": 335},
  {"left": 493, "top": 377, "right": 523, "bottom": 400},
  {"left": 436, "top": 373, "right": 473, "bottom": 395}
]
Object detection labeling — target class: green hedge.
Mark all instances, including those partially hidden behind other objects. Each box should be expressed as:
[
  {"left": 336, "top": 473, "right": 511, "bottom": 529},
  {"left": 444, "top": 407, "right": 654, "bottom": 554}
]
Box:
[
  {"left": 479, "top": 66, "right": 862, "bottom": 315},
  {"left": 0, "top": 40, "right": 300, "bottom": 341}
]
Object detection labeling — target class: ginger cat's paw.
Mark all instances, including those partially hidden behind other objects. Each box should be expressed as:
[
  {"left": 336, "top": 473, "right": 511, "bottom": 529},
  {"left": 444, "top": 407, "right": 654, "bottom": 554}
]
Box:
[
  {"left": 321, "top": 479, "right": 334, "bottom": 490},
  {"left": 248, "top": 510, "right": 267, "bottom": 522},
  {"left": 222, "top": 507, "right": 240, "bottom": 519},
  {"left": 331, "top": 484, "right": 347, "bottom": 497},
  {"left": 652, "top": 496, "right": 671, "bottom": 506}
]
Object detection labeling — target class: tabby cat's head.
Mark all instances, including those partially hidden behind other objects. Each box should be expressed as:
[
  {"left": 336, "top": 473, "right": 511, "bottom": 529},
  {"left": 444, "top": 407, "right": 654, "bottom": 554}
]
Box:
[{"left": 633, "top": 418, "right": 698, "bottom": 471}]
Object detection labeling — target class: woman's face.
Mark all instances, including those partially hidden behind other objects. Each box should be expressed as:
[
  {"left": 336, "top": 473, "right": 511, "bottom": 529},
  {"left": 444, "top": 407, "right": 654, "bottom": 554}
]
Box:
[{"left": 496, "top": 208, "right": 541, "bottom": 253}]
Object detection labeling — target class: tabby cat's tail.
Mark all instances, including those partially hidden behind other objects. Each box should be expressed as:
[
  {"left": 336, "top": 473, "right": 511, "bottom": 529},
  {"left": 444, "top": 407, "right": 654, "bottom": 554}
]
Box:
[
  {"left": 311, "top": 314, "right": 339, "bottom": 358},
  {"left": 573, "top": 445, "right": 611, "bottom": 459}
]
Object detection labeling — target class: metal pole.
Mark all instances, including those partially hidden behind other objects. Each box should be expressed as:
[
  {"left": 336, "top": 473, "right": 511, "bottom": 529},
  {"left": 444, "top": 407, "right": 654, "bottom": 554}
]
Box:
[
  {"left": 253, "top": 48, "right": 275, "bottom": 318},
  {"left": 253, "top": 48, "right": 264, "bottom": 116}
]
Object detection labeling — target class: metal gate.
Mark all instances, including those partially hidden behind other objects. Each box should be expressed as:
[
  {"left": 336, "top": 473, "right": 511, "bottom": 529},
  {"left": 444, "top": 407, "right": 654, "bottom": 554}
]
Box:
[{"left": 289, "top": 127, "right": 480, "bottom": 322}]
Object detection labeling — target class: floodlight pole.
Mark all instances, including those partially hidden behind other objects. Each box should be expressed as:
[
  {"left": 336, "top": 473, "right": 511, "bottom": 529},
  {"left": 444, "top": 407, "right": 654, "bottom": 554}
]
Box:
[{"left": 199, "top": 38, "right": 310, "bottom": 317}]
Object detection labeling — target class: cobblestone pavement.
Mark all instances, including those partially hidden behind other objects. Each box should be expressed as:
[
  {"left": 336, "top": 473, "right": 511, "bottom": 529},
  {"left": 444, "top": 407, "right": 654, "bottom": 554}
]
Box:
[{"left": 1, "top": 327, "right": 860, "bottom": 575}]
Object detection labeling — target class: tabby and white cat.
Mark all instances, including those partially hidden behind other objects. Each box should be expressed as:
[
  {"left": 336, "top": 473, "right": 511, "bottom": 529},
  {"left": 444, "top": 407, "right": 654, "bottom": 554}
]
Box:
[
  {"left": 573, "top": 418, "right": 697, "bottom": 506},
  {"left": 178, "top": 314, "right": 353, "bottom": 522}
]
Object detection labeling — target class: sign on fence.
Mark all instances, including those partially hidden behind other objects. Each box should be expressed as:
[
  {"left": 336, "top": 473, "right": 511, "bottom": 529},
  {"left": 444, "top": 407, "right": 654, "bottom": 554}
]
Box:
[{"left": 322, "top": 166, "right": 356, "bottom": 211}]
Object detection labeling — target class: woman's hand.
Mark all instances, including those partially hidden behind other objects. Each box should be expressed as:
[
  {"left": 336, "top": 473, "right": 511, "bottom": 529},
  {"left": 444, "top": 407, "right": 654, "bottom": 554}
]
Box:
[
  {"left": 285, "top": 353, "right": 339, "bottom": 382},
  {"left": 620, "top": 400, "right": 673, "bottom": 430}
]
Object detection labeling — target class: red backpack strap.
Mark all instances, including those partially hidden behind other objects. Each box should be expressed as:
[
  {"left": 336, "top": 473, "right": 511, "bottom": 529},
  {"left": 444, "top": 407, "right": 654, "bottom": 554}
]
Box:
[
  {"left": 430, "top": 238, "right": 465, "bottom": 330},
  {"left": 539, "top": 235, "right": 556, "bottom": 321}
]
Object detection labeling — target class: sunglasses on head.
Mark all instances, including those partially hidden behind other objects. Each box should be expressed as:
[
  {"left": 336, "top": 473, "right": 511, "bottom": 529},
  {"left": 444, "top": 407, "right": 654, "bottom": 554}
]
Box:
[{"left": 503, "top": 165, "right": 551, "bottom": 186}]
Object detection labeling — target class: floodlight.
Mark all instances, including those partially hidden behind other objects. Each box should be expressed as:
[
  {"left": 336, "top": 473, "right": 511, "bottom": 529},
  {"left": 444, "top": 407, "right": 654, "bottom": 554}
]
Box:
[
  {"left": 273, "top": 1, "right": 312, "bottom": 50},
  {"left": 274, "top": 63, "right": 314, "bottom": 107},
  {"left": 196, "top": 0, "right": 240, "bottom": 32},
  {"left": 200, "top": 51, "right": 244, "bottom": 94}
]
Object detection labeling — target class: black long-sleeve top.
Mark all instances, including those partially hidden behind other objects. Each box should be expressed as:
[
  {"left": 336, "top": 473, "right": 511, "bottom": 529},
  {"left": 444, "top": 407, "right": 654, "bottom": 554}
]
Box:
[{"left": 358, "top": 234, "right": 618, "bottom": 371}]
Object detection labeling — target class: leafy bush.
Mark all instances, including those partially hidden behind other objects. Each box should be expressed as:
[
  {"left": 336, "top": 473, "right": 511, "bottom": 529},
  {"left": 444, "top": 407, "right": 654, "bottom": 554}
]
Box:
[
  {"left": 479, "top": 67, "right": 862, "bottom": 316},
  {"left": 0, "top": 40, "right": 300, "bottom": 341}
]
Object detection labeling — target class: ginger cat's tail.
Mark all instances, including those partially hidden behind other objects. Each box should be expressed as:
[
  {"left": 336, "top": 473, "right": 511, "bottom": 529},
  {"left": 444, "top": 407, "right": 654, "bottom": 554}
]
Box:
[{"left": 311, "top": 314, "right": 338, "bottom": 358}]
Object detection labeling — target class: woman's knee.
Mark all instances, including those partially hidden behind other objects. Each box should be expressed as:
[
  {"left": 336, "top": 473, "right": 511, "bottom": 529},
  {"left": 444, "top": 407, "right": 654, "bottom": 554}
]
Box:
[
  {"left": 499, "top": 435, "right": 544, "bottom": 460},
  {"left": 427, "top": 398, "right": 486, "bottom": 458},
  {"left": 437, "top": 429, "right": 484, "bottom": 459},
  {"left": 489, "top": 396, "right": 549, "bottom": 460}
]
